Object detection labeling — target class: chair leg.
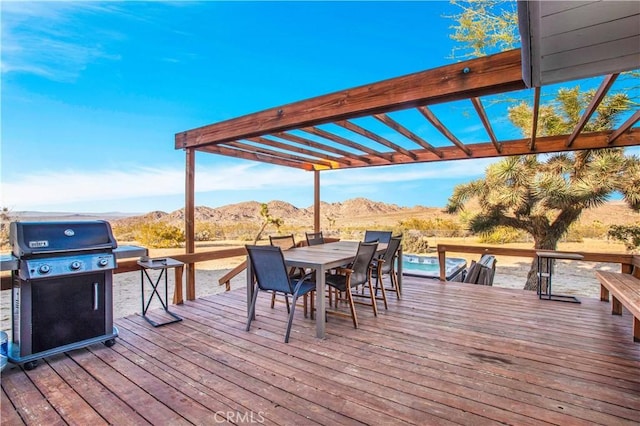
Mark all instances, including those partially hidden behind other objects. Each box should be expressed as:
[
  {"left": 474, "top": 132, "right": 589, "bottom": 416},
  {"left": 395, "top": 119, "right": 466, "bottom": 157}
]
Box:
[
  {"left": 246, "top": 285, "right": 260, "bottom": 331},
  {"left": 271, "top": 292, "right": 291, "bottom": 313},
  {"left": 285, "top": 293, "right": 300, "bottom": 343},
  {"left": 391, "top": 270, "right": 401, "bottom": 299},
  {"left": 366, "top": 279, "right": 378, "bottom": 316},
  {"left": 378, "top": 276, "right": 389, "bottom": 310},
  {"left": 345, "top": 286, "right": 359, "bottom": 329},
  {"left": 303, "top": 293, "right": 308, "bottom": 318}
]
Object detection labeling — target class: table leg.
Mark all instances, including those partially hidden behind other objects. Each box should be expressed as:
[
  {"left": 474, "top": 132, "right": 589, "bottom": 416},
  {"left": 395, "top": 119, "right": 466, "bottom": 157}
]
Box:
[
  {"left": 315, "top": 266, "right": 326, "bottom": 339},
  {"left": 538, "top": 255, "right": 580, "bottom": 303},
  {"left": 141, "top": 267, "right": 182, "bottom": 327}
]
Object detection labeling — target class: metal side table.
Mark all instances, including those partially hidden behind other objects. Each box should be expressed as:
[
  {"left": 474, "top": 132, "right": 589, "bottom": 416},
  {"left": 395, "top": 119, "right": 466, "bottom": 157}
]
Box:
[
  {"left": 138, "top": 258, "right": 183, "bottom": 326},
  {"left": 536, "top": 251, "right": 583, "bottom": 303}
]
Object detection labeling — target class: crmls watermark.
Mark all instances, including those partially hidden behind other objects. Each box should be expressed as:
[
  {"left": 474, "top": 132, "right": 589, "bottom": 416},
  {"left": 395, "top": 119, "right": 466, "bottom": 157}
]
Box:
[{"left": 213, "top": 411, "right": 265, "bottom": 424}]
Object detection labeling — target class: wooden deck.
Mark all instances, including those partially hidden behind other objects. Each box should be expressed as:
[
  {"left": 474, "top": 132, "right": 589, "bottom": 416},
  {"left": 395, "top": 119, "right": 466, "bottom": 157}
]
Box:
[{"left": 2, "top": 277, "right": 640, "bottom": 425}]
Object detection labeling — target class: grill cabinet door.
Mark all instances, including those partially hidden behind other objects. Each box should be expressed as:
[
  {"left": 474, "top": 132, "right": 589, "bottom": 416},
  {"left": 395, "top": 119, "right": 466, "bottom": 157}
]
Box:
[{"left": 31, "top": 274, "right": 107, "bottom": 354}]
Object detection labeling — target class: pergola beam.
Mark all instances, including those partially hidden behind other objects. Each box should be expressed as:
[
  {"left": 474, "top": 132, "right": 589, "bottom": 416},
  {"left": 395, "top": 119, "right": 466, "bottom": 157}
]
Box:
[
  {"left": 565, "top": 74, "right": 619, "bottom": 147},
  {"left": 273, "top": 131, "right": 371, "bottom": 165},
  {"left": 417, "top": 106, "right": 472, "bottom": 156},
  {"left": 176, "top": 49, "right": 525, "bottom": 149},
  {"left": 199, "top": 144, "right": 314, "bottom": 170},
  {"left": 608, "top": 110, "right": 640, "bottom": 144},
  {"left": 337, "top": 118, "right": 419, "bottom": 160},
  {"left": 246, "top": 136, "right": 352, "bottom": 166},
  {"left": 301, "top": 126, "right": 392, "bottom": 163}
]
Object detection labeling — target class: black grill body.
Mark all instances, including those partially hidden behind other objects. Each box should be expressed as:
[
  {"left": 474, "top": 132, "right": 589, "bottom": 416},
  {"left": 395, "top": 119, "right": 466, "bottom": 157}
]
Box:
[{"left": 9, "top": 221, "right": 119, "bottom": 369}]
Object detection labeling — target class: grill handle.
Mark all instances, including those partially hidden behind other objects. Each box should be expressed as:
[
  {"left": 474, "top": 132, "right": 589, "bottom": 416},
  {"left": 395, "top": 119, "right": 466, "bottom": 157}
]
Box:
[{"left": 93, "top": 283, "right": 99, "bottom": 311}]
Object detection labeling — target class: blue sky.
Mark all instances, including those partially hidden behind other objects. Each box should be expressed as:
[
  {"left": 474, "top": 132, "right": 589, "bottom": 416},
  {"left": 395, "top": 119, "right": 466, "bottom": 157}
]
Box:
[{"left": 1, "top": 1, "right": 637, "bottom": 213}]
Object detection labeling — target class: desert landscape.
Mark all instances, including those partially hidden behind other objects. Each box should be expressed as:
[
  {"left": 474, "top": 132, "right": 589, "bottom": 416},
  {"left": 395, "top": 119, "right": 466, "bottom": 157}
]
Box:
[{"left": 1, "top": 198, "right": 638, "bottom": 334}]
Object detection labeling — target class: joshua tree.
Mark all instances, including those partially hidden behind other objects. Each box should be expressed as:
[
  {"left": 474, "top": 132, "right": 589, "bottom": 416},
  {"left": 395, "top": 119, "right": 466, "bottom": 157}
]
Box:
[
  {"left": 446, "top": 89, "right": 640, "bottom": 290},
  {"left": 253, "top": 203, "right": 283, "bottom": 244}
]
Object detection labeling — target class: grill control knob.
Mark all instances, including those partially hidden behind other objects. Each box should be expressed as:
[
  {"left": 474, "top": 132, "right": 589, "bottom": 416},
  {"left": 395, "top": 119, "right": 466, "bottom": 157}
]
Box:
[
  {"left": 98, "top": 258, "right": 109, "bottom": 267},
  {"left": 70, "top": 261, "right": 82, "bottom": 270},
  {"left": 38, "top": 265, "right": 51, "bottom": 275}
]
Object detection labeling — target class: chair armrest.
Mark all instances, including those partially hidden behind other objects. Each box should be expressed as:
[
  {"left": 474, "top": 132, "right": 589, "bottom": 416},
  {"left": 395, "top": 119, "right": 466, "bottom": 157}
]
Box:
[{"left": 334, "top": 267, "right": 353, "bottom": 276}]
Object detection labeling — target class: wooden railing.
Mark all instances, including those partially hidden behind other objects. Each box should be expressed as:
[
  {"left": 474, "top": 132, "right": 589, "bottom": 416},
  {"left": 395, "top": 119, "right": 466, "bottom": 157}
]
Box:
[
  {"left": 113, "top": 247, "right": 247, "bottom": 304},
  {"left": 3, "top": 244, "right": 637, "bottom": 303},
  {"left": 436, "top": 244, "right": 638, "bottom": 280}
]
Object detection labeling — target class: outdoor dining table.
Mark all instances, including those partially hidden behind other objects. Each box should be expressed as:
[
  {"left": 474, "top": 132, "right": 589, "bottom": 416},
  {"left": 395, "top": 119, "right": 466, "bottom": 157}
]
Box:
[{"left": 246, "top": 240, "right": 388, "bottom": 339}]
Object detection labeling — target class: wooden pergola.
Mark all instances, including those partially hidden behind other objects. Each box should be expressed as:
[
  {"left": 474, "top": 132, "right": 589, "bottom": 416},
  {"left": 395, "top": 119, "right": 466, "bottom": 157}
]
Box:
[{"left": 175, "top": 48, "right": 640, "bottom": 292}]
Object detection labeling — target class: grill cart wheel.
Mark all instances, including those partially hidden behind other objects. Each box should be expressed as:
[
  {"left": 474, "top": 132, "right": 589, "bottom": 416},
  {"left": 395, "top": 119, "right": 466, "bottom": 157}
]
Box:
[
  {"left": 104, "top": 339, "right": 116, "bottom": 347},
  {"left": 23, "top": 361, "right": 38, "bottom": 371}
]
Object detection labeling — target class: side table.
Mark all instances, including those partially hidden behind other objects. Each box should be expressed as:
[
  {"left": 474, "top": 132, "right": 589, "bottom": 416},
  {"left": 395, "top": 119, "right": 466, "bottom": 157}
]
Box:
[
  {"left": 536, "top": 251, "right": 583, "bottom": 303},
  {"left": 138, "top": 257, "right": 184, "bottom": 327}
]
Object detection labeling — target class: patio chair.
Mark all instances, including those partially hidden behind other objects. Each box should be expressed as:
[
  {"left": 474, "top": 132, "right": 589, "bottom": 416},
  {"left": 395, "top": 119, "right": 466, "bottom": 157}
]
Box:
[
  {"left": 364, "top": 230, "right": 392, "bottom": 244},
  {"left": 245, "top": 245, "right": 315, "bottom": 343},
  {"left": 372, "top": 235, "right": 403, "bottom": 303},
  {"left": 463, "top": 254, "right": 497, "bottom": 286},
  {"left": 269, "top": 234, "right": 306, "bottom": 312},
  {"left": 324, "top": 241, "right": 379, "bottom": 328},
  {"left": 305, "top": 231, "right": 325, "bottom": 246}
]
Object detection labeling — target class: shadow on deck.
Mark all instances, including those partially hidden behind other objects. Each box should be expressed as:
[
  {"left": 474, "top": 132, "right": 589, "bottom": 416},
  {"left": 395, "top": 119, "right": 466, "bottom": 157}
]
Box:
[{"left": 2, "top": 277, "right": 639, "bottom": 425}]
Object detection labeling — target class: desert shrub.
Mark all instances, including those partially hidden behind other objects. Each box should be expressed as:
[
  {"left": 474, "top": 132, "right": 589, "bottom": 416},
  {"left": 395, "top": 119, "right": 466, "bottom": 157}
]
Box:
[
  {"left": 195, "top": 222, "right": 226, "bottom": 241},
  {"left": 397, "top": 217, "right": 465, "bottom": 237},
  {"left": 0, "top": 207, "right": 10, "bottom": 249},
  {"left": 220, "top": 222, "right": 261, "bottom": 241},
  {"left": 608, "top": 224, "right": 640, "bottom": 253},
  {"left": 478, "top": 226, "right": 526, "bottom": 244},
  {"left": 401, "top": 231, "right": 430, "bottom": 254},
  {"left": 135, "top": 222, "right": 185, "bottom": 248},
  {"left": 111, "top": 222, "right": 137, "bottom": 242},
  {"left": 561, "top": 224, "right": 584, "bottom": 243},
  {"left": 569, "top": 220, "right": 608, "bottom": 239}
]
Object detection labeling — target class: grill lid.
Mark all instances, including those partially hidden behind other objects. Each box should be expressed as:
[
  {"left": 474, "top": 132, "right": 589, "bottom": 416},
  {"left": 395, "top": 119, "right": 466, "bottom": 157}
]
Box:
[{"left": 11, "top": 221, "right": 118, "bottom": 257}]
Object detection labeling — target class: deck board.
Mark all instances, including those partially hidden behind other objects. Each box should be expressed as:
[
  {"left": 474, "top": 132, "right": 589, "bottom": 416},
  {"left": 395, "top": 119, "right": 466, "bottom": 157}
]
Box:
[{"left": 2, "top": 277, "right": 639, "bottom": 425}]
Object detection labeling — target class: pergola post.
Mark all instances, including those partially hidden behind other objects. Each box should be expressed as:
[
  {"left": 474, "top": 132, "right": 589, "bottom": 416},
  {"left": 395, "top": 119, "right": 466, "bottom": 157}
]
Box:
[
  {"left": 314, "top": 170, "right": 320, "bottom": 232},
  {"left": 185, "top": 148, "right": 196, "bottom": 300}
]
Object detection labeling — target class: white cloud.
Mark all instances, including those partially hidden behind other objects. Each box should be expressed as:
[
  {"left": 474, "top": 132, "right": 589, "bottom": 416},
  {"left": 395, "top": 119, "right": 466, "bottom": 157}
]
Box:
[
  {"left": 0, "top": 163, "right": 312, "bottom": 210},
  {"left": 322, "top": 158, "right": 497, "bottom": 186},
  {"left": 1, "top": 2, "right": 127, "bottom": 82},
  {"left": 0, "top": 157, "right": 495, "bottom": 210}
]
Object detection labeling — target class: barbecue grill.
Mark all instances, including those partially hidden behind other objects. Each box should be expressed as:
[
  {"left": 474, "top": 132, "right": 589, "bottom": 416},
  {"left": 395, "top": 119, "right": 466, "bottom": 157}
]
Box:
[{"left": 9, "top": 221, "right": 119, "bottom": 370}]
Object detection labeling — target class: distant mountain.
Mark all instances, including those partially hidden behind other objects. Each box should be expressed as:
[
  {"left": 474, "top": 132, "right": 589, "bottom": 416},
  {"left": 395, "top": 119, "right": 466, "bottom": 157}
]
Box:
[
  {"left": 111, "top": 198, "right": 419, "bottom": 228},
  {"left": 6, "top": 211, "right": 139, "bottom": 222},
  {"left": 8, "top": 198, "right": 639, "bottom": 228}
]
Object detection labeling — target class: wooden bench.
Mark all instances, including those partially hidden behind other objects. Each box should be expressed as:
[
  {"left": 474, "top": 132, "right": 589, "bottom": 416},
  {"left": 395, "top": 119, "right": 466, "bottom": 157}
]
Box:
[{"left": 595, "top": 271, "right": 640, "bottom": 342}]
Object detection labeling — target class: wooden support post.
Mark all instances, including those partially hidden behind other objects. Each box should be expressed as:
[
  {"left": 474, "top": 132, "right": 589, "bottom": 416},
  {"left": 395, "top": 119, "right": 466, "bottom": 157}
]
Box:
[
  {"left": 185, "top": 148, "right": 196, "bottom": 300},
  {"left": 314, "top": 170, "right": 320, "bottom": 232}
]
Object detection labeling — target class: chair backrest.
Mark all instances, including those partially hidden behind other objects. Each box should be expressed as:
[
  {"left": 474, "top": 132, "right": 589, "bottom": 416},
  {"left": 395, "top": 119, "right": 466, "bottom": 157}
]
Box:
[
  {"left": 463, "top": 254, "right": 496, "bottom": 285},
  {"left": 380, "top": 236, "right": 402, "bottom": 274},
  {"left": 364, "top": 230, "right": 392, "bottom": 244},
  {"left": 305, "top": 231, "right": 325, "bottom": 246},
  {"left": 349, "top": 242, "right": 379, "bottom": 287},
  {"left": 269, "top": 234, "right": 296, "bottom": 250},
  {"left": 245, "top": 245, "right": 293, "bottom": 294}
]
